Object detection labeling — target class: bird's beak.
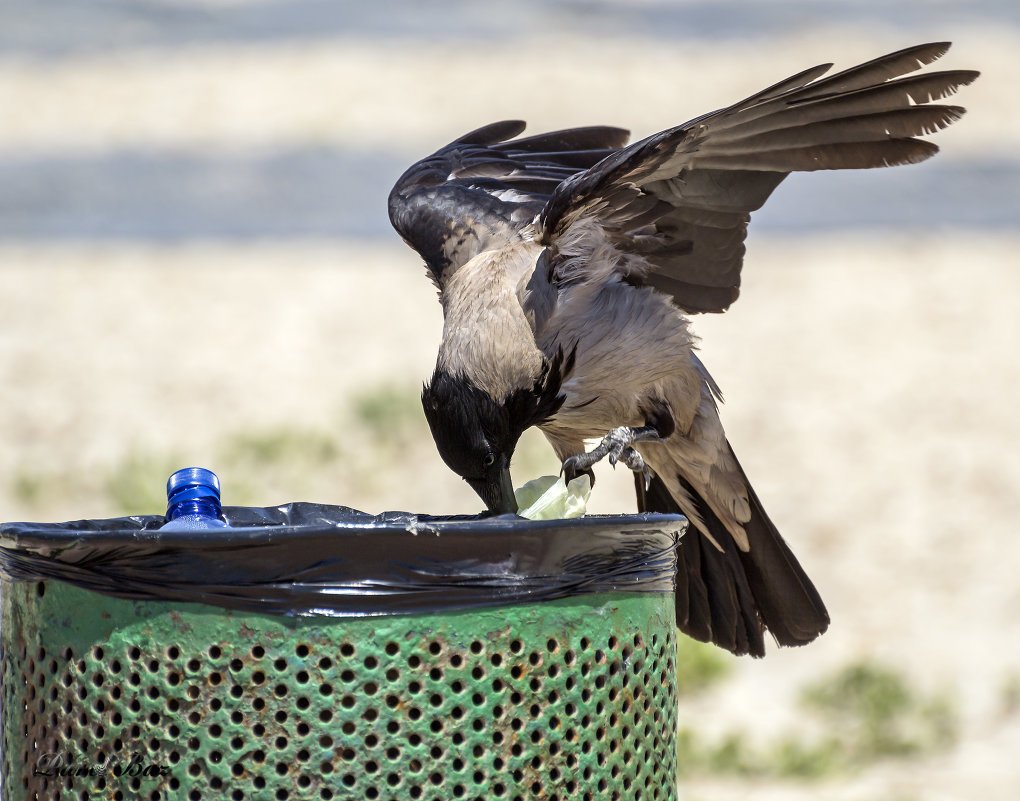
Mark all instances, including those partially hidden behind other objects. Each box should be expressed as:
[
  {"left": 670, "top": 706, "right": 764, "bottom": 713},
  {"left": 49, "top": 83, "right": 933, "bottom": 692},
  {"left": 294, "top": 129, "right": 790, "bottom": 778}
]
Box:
[{"left": 468, "top": 469, "right": 518, "bottom": 515}]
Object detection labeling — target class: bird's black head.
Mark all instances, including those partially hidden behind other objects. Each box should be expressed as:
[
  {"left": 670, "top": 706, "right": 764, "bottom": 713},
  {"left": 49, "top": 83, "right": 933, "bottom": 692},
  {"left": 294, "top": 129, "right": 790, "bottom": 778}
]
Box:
[
  {"left": 421, "top": 351, "right": 573, "bottom": 515},
  {"left": 421, "top": 371, "right": 521, "bottom": 514}
]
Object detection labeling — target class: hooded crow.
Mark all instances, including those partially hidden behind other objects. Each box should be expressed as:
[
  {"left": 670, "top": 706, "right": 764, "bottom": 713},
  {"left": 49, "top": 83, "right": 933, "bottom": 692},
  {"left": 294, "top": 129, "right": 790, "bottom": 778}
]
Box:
[{"left": 388, "top": 43, "right": 977, "bottom": 656}]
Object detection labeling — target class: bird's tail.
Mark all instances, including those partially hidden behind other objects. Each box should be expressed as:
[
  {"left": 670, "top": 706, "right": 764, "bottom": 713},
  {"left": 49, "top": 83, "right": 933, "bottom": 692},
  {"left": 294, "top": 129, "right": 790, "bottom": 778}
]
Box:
[{"left": 635, "top": 442, "right": 829, "bottom": 657}]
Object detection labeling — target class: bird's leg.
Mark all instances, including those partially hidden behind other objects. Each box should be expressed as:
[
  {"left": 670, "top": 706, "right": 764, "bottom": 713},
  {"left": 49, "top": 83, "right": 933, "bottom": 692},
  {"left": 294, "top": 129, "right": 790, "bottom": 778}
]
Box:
[{"left": 561, "top": 424, "right": 664, "bottom": 489}]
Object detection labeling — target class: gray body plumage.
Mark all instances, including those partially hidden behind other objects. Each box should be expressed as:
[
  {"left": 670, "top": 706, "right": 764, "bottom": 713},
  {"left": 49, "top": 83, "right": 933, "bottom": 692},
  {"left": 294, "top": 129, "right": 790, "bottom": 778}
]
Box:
[{"left": 389, "top": 43, "right": 977, "bottom": 656}]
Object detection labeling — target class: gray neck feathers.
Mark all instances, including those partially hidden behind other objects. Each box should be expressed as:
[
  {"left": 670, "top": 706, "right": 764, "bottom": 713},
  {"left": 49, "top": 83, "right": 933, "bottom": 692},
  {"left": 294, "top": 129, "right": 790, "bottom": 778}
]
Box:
[{"left": 437, "top": 246, "right": 544, "bottom": 400}]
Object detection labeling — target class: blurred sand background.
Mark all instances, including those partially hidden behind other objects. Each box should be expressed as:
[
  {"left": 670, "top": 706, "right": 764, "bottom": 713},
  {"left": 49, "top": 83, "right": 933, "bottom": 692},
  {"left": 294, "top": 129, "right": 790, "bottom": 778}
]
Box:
[{"left": 1, "top": 1, "right": 1019, "bottom": 799}]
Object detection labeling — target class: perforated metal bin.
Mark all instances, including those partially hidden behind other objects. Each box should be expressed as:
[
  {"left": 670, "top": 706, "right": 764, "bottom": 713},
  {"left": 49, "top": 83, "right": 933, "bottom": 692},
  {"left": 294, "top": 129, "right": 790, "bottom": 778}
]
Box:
[{"left": 0, "top": 504, "right": 687, "bottom": 801}]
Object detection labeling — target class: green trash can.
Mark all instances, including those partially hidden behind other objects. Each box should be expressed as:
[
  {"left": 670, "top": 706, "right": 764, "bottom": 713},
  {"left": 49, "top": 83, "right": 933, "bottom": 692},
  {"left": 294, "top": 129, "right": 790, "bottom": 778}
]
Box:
[{"left": 0, "top": 504, "right": 687, "bottom": 801}]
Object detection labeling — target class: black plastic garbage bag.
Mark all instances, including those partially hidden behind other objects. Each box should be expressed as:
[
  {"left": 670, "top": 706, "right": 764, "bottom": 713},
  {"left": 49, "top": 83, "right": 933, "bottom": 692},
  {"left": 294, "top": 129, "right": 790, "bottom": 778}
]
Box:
[{"left": 0, "top": 504, "right": 687, "bottom": 615}]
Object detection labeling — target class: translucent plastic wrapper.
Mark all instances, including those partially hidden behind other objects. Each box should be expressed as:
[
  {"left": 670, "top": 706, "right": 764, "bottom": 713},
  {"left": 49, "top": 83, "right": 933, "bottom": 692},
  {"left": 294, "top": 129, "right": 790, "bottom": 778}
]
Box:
[
  {"left": 0, "top": 504, "right": 687, "bottom": 616},
  {"left": 515, "top": 474, "right": 592, "bottom": 520}
]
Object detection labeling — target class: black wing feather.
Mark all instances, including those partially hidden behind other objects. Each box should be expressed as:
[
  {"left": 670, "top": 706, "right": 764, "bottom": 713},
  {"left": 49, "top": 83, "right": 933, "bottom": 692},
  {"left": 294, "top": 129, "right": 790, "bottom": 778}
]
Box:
[
  {"left": 539, "top": 42, "right": 977, "bottom": 313},
  {"left": 388, "top": 122, "right": 628, "bottom": 290}
]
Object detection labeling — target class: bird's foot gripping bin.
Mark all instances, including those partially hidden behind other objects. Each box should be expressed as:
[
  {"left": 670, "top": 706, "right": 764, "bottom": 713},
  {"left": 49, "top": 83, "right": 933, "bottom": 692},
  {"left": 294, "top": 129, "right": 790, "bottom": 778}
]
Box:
[{"left": 0, "top": 504, "right": 687, "bottom": 801}]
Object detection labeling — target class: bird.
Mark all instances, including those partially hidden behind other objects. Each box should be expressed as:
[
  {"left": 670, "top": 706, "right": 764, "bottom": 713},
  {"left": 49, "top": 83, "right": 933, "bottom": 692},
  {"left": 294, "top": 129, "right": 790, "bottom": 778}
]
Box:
[{"left": 388, "top": 42, "right": 977, "bottom": 657}]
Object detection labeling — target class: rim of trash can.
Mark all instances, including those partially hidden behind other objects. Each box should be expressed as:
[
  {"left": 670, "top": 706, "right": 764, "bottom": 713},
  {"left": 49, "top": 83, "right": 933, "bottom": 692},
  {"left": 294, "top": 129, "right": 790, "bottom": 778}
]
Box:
[{"left": 0, "top": 503, "right": 688, "bottom": 617}]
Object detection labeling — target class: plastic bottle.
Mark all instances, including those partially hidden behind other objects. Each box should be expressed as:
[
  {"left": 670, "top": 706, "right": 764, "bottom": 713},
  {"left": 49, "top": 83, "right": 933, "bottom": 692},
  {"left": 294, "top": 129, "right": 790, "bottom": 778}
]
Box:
[{"left": 162, "top": 467, "right": 230, "bottom": 531}]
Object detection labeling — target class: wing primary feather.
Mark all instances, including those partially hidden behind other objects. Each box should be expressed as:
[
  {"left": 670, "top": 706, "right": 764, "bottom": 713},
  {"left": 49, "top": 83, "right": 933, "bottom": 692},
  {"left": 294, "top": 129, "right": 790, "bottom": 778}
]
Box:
[
  {"left": 708, "top": 104, "right": 966, "bottom": 147},
  {"left": 789, "top": 41, "right": 952, "bottom": 99},
  {"left": 694, "top": 137, "right": 940, "bottom": 172},
  {"left": 716, "top": 62, "right": 834, "bottom": 111},
  {"left": 494, "top": 126, "right": 630, "bottom": 152},
  {"left": 455, "top": 120, "right": 527, "bottom": 145}
]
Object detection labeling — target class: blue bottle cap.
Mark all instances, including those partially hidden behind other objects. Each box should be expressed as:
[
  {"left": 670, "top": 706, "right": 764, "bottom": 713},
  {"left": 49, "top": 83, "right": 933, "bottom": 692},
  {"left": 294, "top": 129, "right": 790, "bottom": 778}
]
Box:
[{"left": 166, "top": 467, "right": 221, "bottom": 503}]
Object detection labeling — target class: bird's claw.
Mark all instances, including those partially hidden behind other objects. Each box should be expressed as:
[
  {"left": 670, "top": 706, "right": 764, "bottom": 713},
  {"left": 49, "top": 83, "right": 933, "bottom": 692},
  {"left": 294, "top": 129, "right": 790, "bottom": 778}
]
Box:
[
  {"left": 608, "top": 445, "right": 643, "bottom": 471},
  {"left": 611, "top": 447, "right": 654, "bottom": 490},
  {"left": 561, "top": 455, "right": 594, "bottom": 486},
  {"left": 561, "top": 425, "right": 659, "bottom": 487}
]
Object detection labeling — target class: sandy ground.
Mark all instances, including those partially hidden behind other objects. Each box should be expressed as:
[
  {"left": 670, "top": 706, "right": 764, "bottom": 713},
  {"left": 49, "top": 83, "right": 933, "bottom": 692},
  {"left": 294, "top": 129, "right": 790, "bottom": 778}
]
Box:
[{"left": 2, "top": 22, "right": 1019, "bottom": 800}]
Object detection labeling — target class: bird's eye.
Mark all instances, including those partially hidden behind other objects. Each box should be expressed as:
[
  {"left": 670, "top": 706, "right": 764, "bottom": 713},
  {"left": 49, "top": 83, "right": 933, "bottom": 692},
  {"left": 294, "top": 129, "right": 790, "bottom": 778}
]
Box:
[{"left": 482, "top": 453, "right": 496, "bottom": 468}]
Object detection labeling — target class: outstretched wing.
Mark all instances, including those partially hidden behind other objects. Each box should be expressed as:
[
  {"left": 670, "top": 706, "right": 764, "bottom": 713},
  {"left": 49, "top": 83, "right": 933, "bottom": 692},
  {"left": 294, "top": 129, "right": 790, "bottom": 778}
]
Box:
[
  {"left": 388, "top": 121, "right": 629, "bottom": 291},
  {"left": 539, "top": 42, "right": 979, "bottom": 313}
]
